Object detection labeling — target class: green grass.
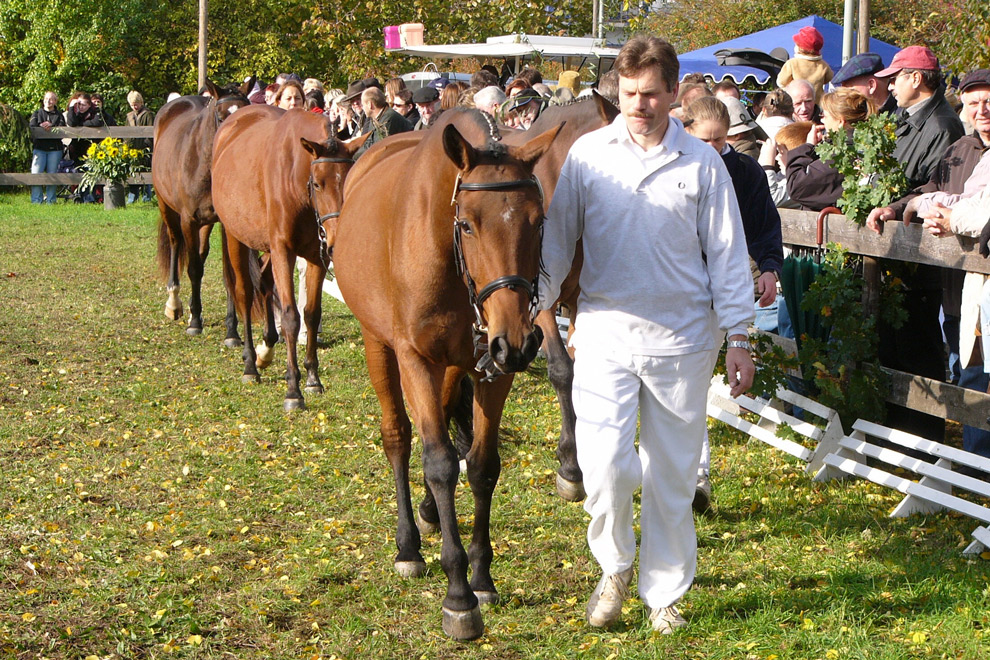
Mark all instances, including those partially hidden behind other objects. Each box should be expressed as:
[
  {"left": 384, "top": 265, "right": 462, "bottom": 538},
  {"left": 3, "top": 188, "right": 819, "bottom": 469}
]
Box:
[{"left": 1, "top": 191, "right": 988, "bottom": 659}]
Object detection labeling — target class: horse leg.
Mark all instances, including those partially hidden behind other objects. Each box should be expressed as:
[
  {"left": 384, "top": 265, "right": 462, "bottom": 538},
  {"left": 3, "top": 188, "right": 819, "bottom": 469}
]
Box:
[
  {"left": 417, "top": 368, "right": 467, "bottom": 536},
  {"left": 219, "top": 226, "right": 243, "bottom": 348},
  {"left": 302, "top": 261, "right": 325, "bottom": 394},
  {"left": 363, "top": 332, "right": 425, "bottom": 577},
  {"left": 225, "top": 235, "right": 259, "bottom": 384},
  {"left": 182, "top": 220, "right": 206, "bottom": 336},
  {"left": 399, "top": 351, "right": 482, "bottom": 640},
  {"left": 255, "top": 257, "right": 278, "bottom": 369},
  {"left": 160, "top": 204, "right": 184, "bottom": 321},
  {"left": 271, "top": 248, "right": 304, "bottom": 411},
  {"left": 536, "top": 310, "right": 584, "bottom": 501},
  {"left": 465, "top": 373, "right": 514, "bottom": 606}
]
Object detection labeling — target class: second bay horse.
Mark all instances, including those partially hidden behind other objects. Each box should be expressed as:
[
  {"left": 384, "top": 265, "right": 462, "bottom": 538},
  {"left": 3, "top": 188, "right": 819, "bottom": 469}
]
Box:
[
  {"left": 212, "top": 105, "right": 367, "bottom": 410},
  {"left": 153, "top": 78, "right": 253, "bottom": 344},
  {"left": 333, "top": 109, "right": 562, "bottom": 640}
]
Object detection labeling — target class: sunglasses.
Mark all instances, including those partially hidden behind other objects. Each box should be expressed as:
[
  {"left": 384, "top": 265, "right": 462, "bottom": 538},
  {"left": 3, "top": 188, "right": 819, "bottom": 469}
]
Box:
[{"left": 392, "top": 102, "right": 408, "bottom": 108}]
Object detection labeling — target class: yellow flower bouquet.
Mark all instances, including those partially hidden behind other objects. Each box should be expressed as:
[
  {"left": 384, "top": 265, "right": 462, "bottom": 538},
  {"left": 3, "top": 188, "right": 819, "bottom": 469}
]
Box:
[{"left": 79, "top": 137, "right": 144, "bottom": 191}]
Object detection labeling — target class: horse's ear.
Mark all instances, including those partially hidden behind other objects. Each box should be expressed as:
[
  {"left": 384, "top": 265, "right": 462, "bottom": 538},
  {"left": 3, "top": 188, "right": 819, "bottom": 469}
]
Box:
[
  {"left": 442, "top": 124, "right": 477, "bottom": 171},
  {"left": 509, "top": 122, "right": 564, "bottom": 168},
  {"left": 592, "top": 89, "right": 620, "bottom": 122},
  {"left": 204, "top": 79, "right": 220, "bottom": 101},
  {"left": 341, "top": 131, "right": 371, "bottom": 156},
  {"left": 300, "top": 138, "right": 324, "bottom": 159},
  {"left": 241, "top": 76, "right": 256, "bottom": 96}
]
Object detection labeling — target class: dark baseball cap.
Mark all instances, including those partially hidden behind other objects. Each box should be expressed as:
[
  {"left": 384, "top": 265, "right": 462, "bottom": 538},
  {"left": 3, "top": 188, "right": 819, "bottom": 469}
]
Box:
[
  {"left": 832, "top": 53, "right": 886, "bottom": 86},
  {"left": 412, "top": 86, "right": 439, "bottom": 104},
  {"left": 959, "top": 69, "right": 990, "bottom": 93}
]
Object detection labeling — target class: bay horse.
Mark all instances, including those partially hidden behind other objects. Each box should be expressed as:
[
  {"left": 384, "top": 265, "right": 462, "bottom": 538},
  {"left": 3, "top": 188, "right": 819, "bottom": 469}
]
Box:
[
  {"left": 332, "top": 109, "right": 563, "bottom": 640},
  {"left": 503, "top": 92, "right": 620, "bottom": 502},
  {"left": 211, "top": 105, "right": 368, "bottom": 410},
  {"left": 153, "top": 78, "right": 253, "bottom": 344}
]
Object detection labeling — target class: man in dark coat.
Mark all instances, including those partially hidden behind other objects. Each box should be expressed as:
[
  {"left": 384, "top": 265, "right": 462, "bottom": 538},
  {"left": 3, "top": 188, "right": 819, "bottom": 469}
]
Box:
[
  {"left": 354, "top": 87, "right": 411, "bottom": 159},
  {"left": 832, "top": 53, "right": 898, "bottom": 116},
  {"left": 868, "top": 69, "right": 990, "bottom": 454},
  {"left": 412, "top": 86, "right": 442, "bottom": 130}
]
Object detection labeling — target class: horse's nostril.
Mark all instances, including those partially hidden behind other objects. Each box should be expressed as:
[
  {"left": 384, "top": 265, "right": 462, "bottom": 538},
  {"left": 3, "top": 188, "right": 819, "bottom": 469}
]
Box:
[{"left": 489, "top": 335, "right": 509, "bottom": 366}]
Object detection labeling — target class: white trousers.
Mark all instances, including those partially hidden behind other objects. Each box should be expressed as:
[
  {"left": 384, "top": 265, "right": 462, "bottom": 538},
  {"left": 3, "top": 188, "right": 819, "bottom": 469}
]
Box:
[{"left": 573, "top": 347, "right": 718, "bottom": 609}]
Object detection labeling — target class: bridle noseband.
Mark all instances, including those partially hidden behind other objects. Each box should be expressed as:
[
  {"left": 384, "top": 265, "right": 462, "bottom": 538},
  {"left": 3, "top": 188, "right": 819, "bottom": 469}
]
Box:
[
  {"left": 450, "top": 170, "right": 545, "bottom": 380},
  {"left": 309, "top": 155, "right": 355, "bottom": 268}
]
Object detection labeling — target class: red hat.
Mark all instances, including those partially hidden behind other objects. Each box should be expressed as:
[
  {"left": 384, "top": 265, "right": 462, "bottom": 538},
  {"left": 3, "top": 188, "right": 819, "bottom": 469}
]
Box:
[
  {"left": 875, "top": 46, "right": 939, "bottom": 78},
  {"left": 793, "top": 27, "right": 824, "bottom": 54}
]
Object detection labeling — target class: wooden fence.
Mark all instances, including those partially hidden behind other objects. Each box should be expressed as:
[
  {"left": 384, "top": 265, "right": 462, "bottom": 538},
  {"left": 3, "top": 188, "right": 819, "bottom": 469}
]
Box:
[{"left": 0, "top": 126, "right": 155, "bottom": 187}]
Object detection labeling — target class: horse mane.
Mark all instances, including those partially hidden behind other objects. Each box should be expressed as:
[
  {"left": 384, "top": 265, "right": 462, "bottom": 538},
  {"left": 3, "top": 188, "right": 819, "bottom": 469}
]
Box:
[{"left": 451, "top": 108, "right": 508, "bottom": 160}]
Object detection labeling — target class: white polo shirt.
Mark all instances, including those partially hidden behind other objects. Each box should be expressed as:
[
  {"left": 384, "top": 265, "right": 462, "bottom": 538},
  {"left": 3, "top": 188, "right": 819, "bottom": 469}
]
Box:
[{"left": 539, "top": 115, "right": 754, "bottom": 356}]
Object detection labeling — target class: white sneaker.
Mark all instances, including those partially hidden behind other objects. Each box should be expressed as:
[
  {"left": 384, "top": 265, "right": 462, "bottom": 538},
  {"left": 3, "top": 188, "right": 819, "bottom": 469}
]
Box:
[
  {"left": 649, "top": 604, "right": 687, "bottom": 634},
  {"left": 586, "top": 567, "right": 633, "bottom": 628},
  {"left": 693, "top": 473, "right": 711, "bottom": 513}
]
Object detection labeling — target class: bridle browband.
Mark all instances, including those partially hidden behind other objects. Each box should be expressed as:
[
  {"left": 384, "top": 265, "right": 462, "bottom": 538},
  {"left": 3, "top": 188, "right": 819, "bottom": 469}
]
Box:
[
  {"left": 450, "top": 169, "right": 545, "bottom": 380},
  {"left": 308, "top": 153, "right": 355, "bottom": 269}
]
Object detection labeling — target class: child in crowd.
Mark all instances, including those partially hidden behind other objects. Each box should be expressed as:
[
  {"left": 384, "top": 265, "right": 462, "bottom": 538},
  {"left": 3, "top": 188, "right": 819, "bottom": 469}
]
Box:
[{"left": 776, "top": 26, "right": 833, "bottom": 102}]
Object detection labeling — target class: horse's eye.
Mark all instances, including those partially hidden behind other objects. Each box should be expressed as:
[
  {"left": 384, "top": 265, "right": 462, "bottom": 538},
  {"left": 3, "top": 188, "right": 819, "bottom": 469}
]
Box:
[
  {"left": 456, "top": 220, "right": 473, "bottom": 235},
  {"left": 313, "top": 182, "right": 322, "bottom": 191}
]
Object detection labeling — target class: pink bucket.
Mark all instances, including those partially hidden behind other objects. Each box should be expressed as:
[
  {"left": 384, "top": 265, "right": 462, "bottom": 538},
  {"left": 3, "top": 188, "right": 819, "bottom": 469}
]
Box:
[{"left": 384, "top": 25, "right": 401, "bottom": 50}]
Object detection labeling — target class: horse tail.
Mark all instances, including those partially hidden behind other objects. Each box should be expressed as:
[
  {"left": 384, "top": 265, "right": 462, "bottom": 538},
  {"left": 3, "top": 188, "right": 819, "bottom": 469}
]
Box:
[
  {"left": 451, "top": 374, "right": 475, "bottom": 461},
  {"left": 156, "top": 206, "right": 185, "bottom": 283},
  {"left": 248, "top": 250, "right": 267, "bottom": 320}
]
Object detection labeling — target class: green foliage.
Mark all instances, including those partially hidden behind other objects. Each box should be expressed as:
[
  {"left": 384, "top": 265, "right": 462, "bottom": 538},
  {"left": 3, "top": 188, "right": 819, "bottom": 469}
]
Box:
[
  {"left": 798, "top": 243, "right": 906, "bottom": 426},
  {"left": 79, "top": 137, "right": 144, "bottom": 190},
  {"left": 0, "top": 103, "right": 32, "bottom": 173},
  {"left": 815, "top": 113, "right": 907, "bottom": 226},
  {"left": 0, "top": 0, "right": 592, "bottom": 118},
  {"left": 934, "top": 0, "right": 990, "bottom": 76},
  {"left": 714, "top": 332, "right": 800, "bottom": 400}
]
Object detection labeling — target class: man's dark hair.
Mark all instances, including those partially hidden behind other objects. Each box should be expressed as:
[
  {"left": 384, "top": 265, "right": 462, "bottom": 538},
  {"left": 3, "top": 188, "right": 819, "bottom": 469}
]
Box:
[
  {"left": 395, "top": 89, "right": 413, "bottom": 105},
  {"left": 712, "top": 80, "right": 740, "bottom": 96},
  {"left": 516, "top": 67, "right": 543, "bottom": 85},
  {"left": 305, "top": 91, "right": 325, "bottom": 111},
  {"left": 903, "top": 68, "right": 943, "bottom": 93},
  {"left": 615, "top": 35, "right": 680, "bottom": 92},
  {"left": 471, "top": 69, "right": 499, "bottom": 89}
]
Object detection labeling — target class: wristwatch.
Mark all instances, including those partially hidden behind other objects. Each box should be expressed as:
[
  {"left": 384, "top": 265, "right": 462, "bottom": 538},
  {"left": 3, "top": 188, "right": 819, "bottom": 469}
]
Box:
[{"left": 726, "top": 339, "right": 751, "bottom": 352}]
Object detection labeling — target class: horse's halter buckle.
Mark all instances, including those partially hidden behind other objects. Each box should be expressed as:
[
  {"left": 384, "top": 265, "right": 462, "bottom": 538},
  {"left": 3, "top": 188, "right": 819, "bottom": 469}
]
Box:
[
  {"left": 450, "top": 171, "right": 546, "bottom": 380},
  {"left": 308, "top": 154, "right": 354, "bottom": 269}
]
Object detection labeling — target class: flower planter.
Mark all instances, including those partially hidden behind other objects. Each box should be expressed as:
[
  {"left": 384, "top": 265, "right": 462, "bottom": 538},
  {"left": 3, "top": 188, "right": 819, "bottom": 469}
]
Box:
[{"left": 104, "top": 181, "right": 127, "bottom": 210}]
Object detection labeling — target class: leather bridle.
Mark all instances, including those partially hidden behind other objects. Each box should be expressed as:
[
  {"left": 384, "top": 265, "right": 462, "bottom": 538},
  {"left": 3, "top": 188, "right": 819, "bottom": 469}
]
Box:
[
  {"left": 308, "top": 155, "right": 354, "bottom": 268},
  {"left": 450, "top": 170, "right": 545, "bottom": 334}
]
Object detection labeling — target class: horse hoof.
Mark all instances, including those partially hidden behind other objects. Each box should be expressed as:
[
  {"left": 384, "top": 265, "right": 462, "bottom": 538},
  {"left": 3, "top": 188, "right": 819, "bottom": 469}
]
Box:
[
  {"left": 474, "top": 590, "right": 499, "bottom": 607},
  {"left": 556, "top": 473, "right": 586, "bottom": 502},
  {"left": 185, "top": 326, "right": 202, "bottom": 336},
  {"left": 304, "top": 384, "right": 324, "bottom": 395},
  {"left": 241, "top": 374, "right": 260, "bottom": 384},
  {"left": 224, "top": 337, "right": 243, "bottom": 349},
  {"left": 283, "top": 398, "right": 306, "bottom": 412},
  {"left": 394, "top": 560, "right": 427, "bottom": 578},
  {"left": 416, "top": 511, "right": 440, "bottom": 537},
  {"left": 442, "top": 605, "right": 485, "bottom": 641}
]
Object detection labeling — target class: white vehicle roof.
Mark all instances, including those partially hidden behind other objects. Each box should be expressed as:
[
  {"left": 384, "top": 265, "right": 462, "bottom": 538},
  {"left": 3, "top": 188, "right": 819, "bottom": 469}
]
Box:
[{"left": 393, "top": 34, "right": 620, "bottom": 61}]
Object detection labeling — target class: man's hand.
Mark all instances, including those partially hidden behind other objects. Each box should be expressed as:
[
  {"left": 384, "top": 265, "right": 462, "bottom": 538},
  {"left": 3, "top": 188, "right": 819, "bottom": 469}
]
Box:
[
  {"left": 757, "top": 271, "right": 777, "bottom": 307},
  {"left": 866, "top": 206, "right": 895, "bottom": 234},
  {"left": 758, "top": 138, "right": 777, "bottom": 168},
  {"left": 726, "top": 334, "right": 755, "bottom": 397},
  {"left": 921, "top": 202, "right": 953, "bottom": 237},
  {"left": 902, "top": 196, "right": 923, "bottom": 225}
]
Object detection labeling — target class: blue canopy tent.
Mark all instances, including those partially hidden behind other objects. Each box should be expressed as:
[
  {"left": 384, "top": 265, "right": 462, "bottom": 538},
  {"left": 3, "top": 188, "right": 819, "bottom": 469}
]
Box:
[{"left": 677, "top": 15, "right": 902, "bottom": 84}]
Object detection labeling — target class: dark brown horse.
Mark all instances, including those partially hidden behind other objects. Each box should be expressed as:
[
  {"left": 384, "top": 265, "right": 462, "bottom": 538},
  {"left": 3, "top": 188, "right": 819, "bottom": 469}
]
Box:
[
  {"left": 333, "top": 109, "right": 562, "bottom": 640},
  {"left": 503, "top": 92, "right": 620, "bottom": 502},
  {"left": 212, "top": 105, "right": 368, "bottom": 410},
  {"left": 153, "top": 78, "right": 252, "bottom": 344}
]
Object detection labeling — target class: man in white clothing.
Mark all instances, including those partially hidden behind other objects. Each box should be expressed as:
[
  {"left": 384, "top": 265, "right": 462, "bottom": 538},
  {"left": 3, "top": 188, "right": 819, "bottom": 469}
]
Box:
[{"left": 539, "top": 35, "right": 755, "bottom": 633}]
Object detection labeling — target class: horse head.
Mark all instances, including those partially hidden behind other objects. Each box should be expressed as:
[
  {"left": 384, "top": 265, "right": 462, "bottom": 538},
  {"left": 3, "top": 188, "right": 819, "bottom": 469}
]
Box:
[
  {"left": 300, "top": 132, "right": 371, "bottom": 261},
  {"left": 443, "top": 120, "right": 564, "bottom": 375},
  {"left": 202, "top": 79, "right": 252, "bottom": 121}
]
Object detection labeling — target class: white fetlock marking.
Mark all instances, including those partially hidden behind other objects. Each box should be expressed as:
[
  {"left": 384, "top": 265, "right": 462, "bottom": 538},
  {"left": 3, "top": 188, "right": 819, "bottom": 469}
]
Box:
[{"left": 256, "top": 341, "right": 275, "bottom": 369}]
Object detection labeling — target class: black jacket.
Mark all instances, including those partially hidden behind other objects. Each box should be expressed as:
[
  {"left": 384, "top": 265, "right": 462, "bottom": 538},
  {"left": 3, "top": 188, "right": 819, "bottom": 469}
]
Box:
[
  {"left": 721, "top": 146, "right": 784, "bottom": 276},
  {"left": 784, "top": 143, "right": 844, "bottom": 212},
  {"left": 29, "top": 106, "right": 66, "bottom": 151},
  {"left": 355, "top": 107, "right": 412, "bottom": 159},
  {"left": 893, "top": 90, "right": 965, "bottom": 190}
]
